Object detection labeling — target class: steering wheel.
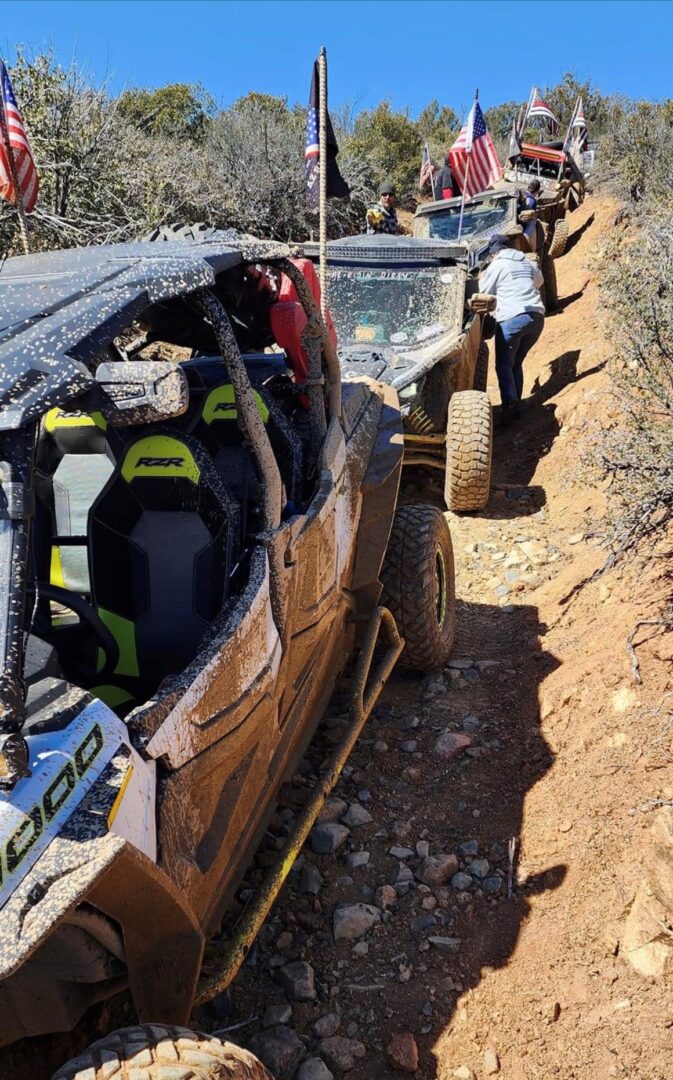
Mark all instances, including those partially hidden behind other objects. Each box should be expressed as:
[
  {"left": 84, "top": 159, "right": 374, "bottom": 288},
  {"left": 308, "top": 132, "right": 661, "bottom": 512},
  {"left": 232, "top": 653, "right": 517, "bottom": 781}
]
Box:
[{"left": 30, "top": 583, "right": 120, "bottom": 681}]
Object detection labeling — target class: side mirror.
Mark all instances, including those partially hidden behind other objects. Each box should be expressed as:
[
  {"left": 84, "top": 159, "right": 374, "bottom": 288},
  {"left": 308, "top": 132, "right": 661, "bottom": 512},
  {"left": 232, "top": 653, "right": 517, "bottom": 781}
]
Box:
[{"left": 95, "top": 361, "right": 188, "bottom": 426}]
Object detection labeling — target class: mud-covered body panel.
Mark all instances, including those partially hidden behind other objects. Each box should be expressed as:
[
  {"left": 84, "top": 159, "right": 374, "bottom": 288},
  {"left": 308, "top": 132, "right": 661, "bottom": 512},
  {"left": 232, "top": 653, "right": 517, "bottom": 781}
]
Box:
[{"left": 0, "top": 231, "right": 405, "bottom": 1049}]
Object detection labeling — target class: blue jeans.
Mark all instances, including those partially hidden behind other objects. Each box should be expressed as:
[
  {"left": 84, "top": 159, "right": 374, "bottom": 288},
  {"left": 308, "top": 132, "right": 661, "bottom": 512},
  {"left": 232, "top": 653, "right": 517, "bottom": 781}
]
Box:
[{"left": 495, "top": 311, "right": 545, "bottom": 406}]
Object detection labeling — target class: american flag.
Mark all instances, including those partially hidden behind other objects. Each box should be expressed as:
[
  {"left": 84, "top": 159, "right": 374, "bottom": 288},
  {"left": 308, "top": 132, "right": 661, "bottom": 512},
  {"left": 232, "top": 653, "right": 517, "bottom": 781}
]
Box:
[
  {"left": 304, "top": 57, "right": 349, "bottom": 214},
  {"left": 527, "top": 87, "right": 559, "bottom": 135},
  {"left": 449, "top": 101, "right": 502, "bottom": 197},
  {"left": 0, "top": 61, "right": 38, "bottom": 213},
  {"left": 419, "top": 142, "right": 434, "bottom": 192}
]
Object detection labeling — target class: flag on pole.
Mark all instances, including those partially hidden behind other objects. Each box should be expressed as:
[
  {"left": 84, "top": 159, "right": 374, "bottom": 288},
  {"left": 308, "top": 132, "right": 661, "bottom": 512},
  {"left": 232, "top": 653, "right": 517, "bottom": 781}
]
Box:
[
  {"left": 0, "top": 61, "right": 38, "bottom": 213},
  {"left": 449, "top": 100, "right": 502, "bottom": 197},
  {"left": 304, "top": 59, "right": 349, "bottom": 214},
  {"left": 572, "top": 97, "right": 587, "bottom": 134},
  {"left": 527, "top": 87, "right": 559, "bottom": 135},
  {"left": 507, "top": 117, "right": 522, "bottom": 164},
  {"left": 419, "top": 142, "right": 434, "bottom": 192}
]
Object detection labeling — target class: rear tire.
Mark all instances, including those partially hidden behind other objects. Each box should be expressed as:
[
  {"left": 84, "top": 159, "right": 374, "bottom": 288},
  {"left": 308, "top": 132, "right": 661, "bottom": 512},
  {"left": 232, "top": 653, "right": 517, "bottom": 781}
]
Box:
[
  {"left": 380, "top": 504, "right": 456, "bottom": 672},
  {"left": 473, "top": 341, "right": 489, "bottom": 392},
  {"left": 51, "top": 1025, "right": 274, "bottom": 1080},
  {"left": 143, "top": 222, "right": 217, "bottom": 243},
  {"left": 541, "top": 250, "right": 558, "bottom": 312},
  {"left": 445, "top": 390, "right": 492, "bottom": 512},
  {"left": 548, "top": 218, "right": 569, "bottom": 258}
]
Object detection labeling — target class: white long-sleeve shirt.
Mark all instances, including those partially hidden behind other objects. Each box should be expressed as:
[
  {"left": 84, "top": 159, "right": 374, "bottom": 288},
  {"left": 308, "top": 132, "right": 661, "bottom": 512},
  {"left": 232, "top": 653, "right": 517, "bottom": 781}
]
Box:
[{"left": 478, "top": 249, "right": 545, "bottom": 323}]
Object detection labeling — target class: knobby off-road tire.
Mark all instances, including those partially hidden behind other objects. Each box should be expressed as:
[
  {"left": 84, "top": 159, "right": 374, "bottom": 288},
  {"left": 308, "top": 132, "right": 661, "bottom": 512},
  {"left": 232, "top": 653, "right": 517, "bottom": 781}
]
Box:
[
  {"left": 380, "top": 504, "right": 456, "bottom": 672},
  {"left": 541, "top": 250, "right": 558, "bottom": 312},
  {"left": 473, "top": 341, "right": 489, "bottom": 392},
  {"left": 548, "top": 218, "right": 569, "bottom": 259},
  {"left": 445, "top": 390, "right": 492, "bottom": 512},
  {"left": 51, "top": 1025, "right": 274, "bottom": 1080},
  {"left": 144, "top": 222, "right": 217, "bottom": 243}
]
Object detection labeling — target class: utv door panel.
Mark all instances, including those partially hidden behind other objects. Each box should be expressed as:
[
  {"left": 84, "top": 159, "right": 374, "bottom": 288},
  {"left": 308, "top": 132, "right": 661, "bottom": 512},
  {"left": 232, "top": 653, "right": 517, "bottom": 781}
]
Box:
[{"left": 146, "top": 549, "right": 281, "bottom": 769}]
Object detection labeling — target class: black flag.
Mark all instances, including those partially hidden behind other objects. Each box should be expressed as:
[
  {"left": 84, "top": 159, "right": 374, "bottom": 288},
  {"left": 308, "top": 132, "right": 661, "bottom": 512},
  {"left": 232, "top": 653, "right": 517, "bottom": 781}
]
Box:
[{"left": 304, "top": 58, "right": 350, "bottom": 213}]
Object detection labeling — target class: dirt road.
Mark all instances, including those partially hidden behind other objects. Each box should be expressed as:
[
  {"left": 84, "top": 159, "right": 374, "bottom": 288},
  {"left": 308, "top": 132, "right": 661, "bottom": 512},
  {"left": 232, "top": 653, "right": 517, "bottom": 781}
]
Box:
[{"left": 223, "top": 197, "right": 673, "bottom": 1080}]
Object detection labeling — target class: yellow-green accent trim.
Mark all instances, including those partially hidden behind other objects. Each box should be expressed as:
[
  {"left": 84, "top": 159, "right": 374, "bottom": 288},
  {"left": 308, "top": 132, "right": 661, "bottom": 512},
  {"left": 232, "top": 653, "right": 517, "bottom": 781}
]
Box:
[
  {"left": 92, "top": 685, "right": 135, "bottom": 711},
  {"left": 50, "top": 545, "right": 65, "bottom": 589},
  {"left": 107, "top": 763, "right": 134, "bottom": 826},
  {"left": 202, "top": 384, "right": 269, "bottom": 425},
  {"left": 45, "top": 408, "right": 107, "bottom": 432},
  {"left": 121, "top": 435, "right": 200, "bottom": 485},
  {"left": 97, "top": 608, "right": 140, "bottom": 678}
]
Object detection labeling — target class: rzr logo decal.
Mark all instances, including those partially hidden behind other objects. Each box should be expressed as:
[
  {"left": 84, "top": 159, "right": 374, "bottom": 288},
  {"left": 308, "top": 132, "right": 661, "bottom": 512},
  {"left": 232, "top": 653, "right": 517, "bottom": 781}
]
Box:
[
  {"left": 0, "top": 724, "right": 104, "bottom": 889},
  {"left": 136, "top": 456, "right": 185, "bottom": 468}
]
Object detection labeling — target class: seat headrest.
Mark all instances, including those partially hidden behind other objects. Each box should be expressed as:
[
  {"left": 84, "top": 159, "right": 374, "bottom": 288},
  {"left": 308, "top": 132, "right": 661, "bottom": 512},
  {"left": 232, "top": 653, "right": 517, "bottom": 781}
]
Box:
[
  {"left": 201, "top": 383, "right": 270, "bottom": 425},
  {"left": 43, "top": 407, "right": 108, "bottom": 456},
  {"left": 120, "top": 434, "right": 201, "bottom": 485}
]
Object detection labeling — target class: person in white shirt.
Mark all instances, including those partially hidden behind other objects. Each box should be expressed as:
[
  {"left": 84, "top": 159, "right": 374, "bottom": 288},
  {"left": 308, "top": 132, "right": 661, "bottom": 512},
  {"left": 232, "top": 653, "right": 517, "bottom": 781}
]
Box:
[{"left": 479, "top": 234, "right": 545, "bottom": 422}]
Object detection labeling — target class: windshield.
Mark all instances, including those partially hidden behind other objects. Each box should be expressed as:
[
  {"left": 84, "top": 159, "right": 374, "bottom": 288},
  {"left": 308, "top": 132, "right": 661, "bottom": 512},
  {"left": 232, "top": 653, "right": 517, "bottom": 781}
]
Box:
[
  {"left": 419, "top": 197, "right": 513, "bottom": 241},
  {"left": 328, "top": 266, "right": 462, "bottom": 348}
]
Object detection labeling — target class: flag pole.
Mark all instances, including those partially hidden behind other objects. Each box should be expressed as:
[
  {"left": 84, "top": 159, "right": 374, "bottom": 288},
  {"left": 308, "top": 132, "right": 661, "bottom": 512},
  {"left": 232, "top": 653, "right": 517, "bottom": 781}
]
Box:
[
  {"left": 457, "top": 88, "right": 478, "bottom": 241},
  {"left": 0, "top": 90, "right": 30, "bottom": 254},
  {"left": 318, "top": 46, "right": 328, "bottom": 316},
  {"left": 425, "top": 141, "right": 437, "bottom": 200}
]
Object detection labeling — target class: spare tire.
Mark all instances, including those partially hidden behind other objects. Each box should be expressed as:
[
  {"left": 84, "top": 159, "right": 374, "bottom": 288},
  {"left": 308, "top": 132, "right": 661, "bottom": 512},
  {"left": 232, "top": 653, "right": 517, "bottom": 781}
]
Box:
[
  {"left": 380, "top": 504, "right": 456, "bottom": 672},
  {"left": 143, "top": 222, "right": 218, "bottom": 243},
  {"left": 548, "top": 218, "right": 569, "bottom": 258}
]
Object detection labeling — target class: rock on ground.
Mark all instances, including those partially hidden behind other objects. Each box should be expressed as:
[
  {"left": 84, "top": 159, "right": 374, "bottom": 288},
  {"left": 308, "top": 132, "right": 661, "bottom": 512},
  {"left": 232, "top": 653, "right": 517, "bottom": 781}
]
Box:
[
  {"left": 434, "top": 730, "right": 473, "bottom": 762},
  {"left": 484, "top": 1048, "right": 500, "bottom": 1074},
  {"left": 278, "top": 960, "right": 317, "bottom": 1001},
  {"left": 263, "top": 1003, "right": 292, "bottom": 1027},
  {"left": 333, "top": 902, "right": 381, "bottom": 941},
  {"left": 296, "top": 1059, "right": 335, "bottom": 1080},
  {"left": 314, "top": 1013, "right": 341, "bottom": 1039},
  {"left": 248, "top": 1025, "right": 305, "bottom": 1079},
  {"left": 318, "top": 1036, "right": 366, "bottom": 1073},
  {"left": 310, "top": 823, "right": 350, "bottom": 854},
  {"left": 386, "top": 1032, "right": 419, "bottom": 1073},
  {"left": 416, "top": 854, "right": 459, "bottom": 886}
]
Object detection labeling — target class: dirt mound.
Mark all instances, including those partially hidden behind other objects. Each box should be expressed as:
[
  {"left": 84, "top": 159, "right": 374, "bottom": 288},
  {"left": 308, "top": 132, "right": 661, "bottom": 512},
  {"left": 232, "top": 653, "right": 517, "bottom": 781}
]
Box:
[{"left": 217, "top": 197, "right": 673, "bottom": 1080}]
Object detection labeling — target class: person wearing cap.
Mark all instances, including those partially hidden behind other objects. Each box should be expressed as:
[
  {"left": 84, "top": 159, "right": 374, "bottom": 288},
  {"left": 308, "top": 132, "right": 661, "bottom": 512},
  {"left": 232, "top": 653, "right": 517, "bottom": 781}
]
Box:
[
  {"left": 366, "top": 183, "right": 401, "bottom": 234},
  {"left": 522, "top": 177, "right": 541, "bottom": 211},
  {"left": 478, "top": 234, "right": 545, "bottom": 422}
]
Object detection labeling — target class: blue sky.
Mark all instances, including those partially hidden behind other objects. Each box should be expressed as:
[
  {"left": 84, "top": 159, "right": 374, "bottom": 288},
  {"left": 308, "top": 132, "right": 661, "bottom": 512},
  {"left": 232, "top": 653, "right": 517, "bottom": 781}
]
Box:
[{"left": 0, "top": 0, "right": 669, "bottom": 118}]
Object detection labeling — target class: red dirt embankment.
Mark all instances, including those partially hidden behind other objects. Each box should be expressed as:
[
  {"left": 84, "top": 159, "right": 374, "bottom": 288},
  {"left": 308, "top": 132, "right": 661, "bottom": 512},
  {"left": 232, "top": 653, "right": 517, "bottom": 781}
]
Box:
[{"left": 228, "top": 195, "right": 673, "bottom": 1080}]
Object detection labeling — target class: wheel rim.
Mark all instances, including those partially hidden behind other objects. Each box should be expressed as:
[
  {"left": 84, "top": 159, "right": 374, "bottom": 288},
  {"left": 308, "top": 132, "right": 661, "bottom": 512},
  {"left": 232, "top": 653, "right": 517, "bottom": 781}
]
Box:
[{"left": 435, "top": 546, "right": 448, "bottom": 627}]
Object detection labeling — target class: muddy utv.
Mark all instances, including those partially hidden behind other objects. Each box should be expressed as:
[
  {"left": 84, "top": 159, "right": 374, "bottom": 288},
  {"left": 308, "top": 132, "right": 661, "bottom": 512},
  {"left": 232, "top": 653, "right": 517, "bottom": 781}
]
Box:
[
  {"left": 305, "top": 234, "right": 494, "bottom": 513},
  {"left": 413, "top": 188, "right": 559, "bottom": 312},
  {"left": 0, "top": 233, "right": 457, "bottom": 1079},
  {"left": 500, "top": 141, "right": 585, "bottom": 258}
]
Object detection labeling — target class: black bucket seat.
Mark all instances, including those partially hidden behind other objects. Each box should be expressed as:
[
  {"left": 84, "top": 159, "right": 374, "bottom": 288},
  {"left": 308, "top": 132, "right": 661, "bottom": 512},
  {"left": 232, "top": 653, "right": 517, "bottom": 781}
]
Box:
[{"left": 87, "top": 428, "right": 237, "bottom": 709}]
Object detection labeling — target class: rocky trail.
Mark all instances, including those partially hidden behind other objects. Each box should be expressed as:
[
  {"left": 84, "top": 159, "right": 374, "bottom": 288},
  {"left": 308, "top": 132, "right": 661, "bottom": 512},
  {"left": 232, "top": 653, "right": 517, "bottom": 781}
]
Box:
[{"left": 202, "top": 198, "right": 673, "bottom": 1080}]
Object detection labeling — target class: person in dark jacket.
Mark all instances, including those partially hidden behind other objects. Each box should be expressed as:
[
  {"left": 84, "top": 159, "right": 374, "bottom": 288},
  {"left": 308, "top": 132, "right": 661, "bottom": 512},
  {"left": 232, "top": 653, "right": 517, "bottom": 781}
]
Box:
[
  {"left": 434, "top": 154, "right": 456, "bottom": 200},
  {"left": 522, "top": 177, "right": 541, "bottom": 211}
]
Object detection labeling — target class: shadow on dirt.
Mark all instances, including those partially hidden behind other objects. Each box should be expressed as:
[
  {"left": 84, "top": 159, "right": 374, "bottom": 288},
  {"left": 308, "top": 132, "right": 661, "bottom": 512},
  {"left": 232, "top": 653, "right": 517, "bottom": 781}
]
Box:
[
  {"left": 485, "top": 349, "right": 606, "bottom": 521},
  {"left": 565, "top": 213, "right": 595, "bottom": 254},
  {"left": 1, "top": 596, "right": 566, "bottom": 1080},
  {"left": 200, "top": 595, "right": 567, "bottom": 1080}
]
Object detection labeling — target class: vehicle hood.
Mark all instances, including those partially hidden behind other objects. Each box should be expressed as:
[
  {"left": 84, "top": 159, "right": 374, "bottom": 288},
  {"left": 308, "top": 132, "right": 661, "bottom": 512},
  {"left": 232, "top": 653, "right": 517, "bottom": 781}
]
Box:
[
  {"left": 0, "top": 234, "right": 291, "bottom": 431},
  {"left": 338, "top": 328, "right": 462, "bottom": 391}
]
